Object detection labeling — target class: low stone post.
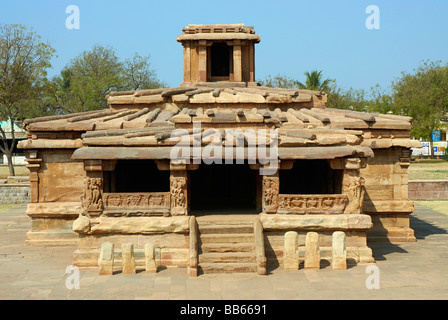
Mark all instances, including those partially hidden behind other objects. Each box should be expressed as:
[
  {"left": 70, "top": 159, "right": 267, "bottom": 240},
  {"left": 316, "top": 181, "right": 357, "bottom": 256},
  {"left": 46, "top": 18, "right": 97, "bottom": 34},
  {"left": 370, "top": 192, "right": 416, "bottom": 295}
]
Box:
[
  {"left": 98, "top": 242, "right": 114, "bottom": 275},
  {"left": 284, "top": 231, "right": 299, "bottom": 270},
  {"left": 122, "top": 243, "right": 136, "bottom": 274},
  {"left": 145, "top": 243, "right": 157, "bottom": 273},
  {"left": 332, "top": 231, "right": 347, "bottom": 270},
  {"left": 305, "top": 232, "right": 320, "bottom": 269}
]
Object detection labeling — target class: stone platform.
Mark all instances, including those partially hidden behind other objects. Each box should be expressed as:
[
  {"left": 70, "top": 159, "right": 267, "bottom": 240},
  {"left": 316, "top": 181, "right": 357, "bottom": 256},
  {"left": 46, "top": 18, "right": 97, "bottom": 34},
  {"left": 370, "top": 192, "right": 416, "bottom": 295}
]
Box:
[{"left": 0, "top": 204, "right": 447, "bottom": 300}]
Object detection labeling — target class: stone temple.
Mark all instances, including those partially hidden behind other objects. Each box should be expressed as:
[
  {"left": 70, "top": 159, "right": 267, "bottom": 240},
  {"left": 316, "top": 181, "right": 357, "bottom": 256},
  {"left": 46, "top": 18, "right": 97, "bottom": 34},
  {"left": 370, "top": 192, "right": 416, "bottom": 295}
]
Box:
[{"left": 18, "top": 24, "right": 421, "bottom": 275}]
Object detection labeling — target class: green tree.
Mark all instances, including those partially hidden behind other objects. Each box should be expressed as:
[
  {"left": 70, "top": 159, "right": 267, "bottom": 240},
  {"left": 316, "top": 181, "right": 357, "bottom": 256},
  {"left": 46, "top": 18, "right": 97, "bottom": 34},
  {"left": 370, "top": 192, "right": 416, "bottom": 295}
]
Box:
[
  {"left": 121, "top": 53, "right": 165, "bottom": 91},
  {"left": 369, "top": 84, "right": 393, "bottom": 114},
  {"left": 297, "top": 70, "right": 333, "bottom": 92},
  {"left": 53, "top": 45, "right": 165, "bottom": 113},
  {"left": 326, "top": 81, "right": 369, "bottom": 111},
  {"left": 0, "top": 24, "right": 55, "bottom": 176},
  {"left": 392, "top": 60, "right": 448, "bottom": 158},
  {"left": 257, "top": 74, "right": 299, "bottom": 88}
]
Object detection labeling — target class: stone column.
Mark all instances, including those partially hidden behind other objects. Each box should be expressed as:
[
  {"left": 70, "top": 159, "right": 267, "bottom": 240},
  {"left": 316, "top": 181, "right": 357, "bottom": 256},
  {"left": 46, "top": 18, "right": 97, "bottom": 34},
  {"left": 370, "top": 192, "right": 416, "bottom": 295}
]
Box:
[
  {"left": 398, "top": 148, "right": 411, "bottom": 200},
  {"left": 170, "top": 162, "right": 188, "bottom": 216},
  {"left": 198, "top": 40, "right": 207, "bottom": 82},
  {"left": 341, "top": 158, "right": 366, "bottom": 214},
  {"left": 332, "top": 231, "right": 347, "bottom": 270},
  {"left": 284, "top": 231, "right": 299, "bottom": 270},
  {"left": 183, "top": 41, "right": 191, "bottom": 84},
  {"left": 83, "top": 160, "right": 104, "bottom": 218},
  {"left": 122, "top": 243, "right": 136, "bottom": 274},
  {"left": 305, "top": 232, "right": 320, "bottom": 269},
  {"left": 249, "top": 44, "right": 255, "bottom": 84},
  {"left": 262, "top": 172, "right": 279, "bottom": 214},
  {"left": 25, "top": 150, "right": 40, "bottom": 203},
  {"left": 233, "top": 41, "right": 242, "bottom": 82}
]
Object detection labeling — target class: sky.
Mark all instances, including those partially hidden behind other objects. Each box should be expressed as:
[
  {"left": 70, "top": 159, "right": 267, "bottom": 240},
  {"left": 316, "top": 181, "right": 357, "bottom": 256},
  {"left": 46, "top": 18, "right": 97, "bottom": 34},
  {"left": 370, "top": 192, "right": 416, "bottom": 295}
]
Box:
[{"left": 1, "top": 0, "right": 448, "bottom": 93}]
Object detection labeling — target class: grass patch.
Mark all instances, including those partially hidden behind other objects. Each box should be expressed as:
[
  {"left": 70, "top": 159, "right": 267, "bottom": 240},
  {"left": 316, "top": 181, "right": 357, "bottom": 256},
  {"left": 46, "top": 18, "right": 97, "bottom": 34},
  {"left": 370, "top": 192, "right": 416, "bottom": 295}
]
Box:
[
  {"left": 414, "top": 201, "right": 448, "bottom": 216},
  {"left": 0, "top": 165, "right": 30, "bottom": 179},
  {"left": 409, "top": 159, "right": 448, "bottom": 180},
  {"left": 0, "top": 204, "right": 17, "bottom": 214}
]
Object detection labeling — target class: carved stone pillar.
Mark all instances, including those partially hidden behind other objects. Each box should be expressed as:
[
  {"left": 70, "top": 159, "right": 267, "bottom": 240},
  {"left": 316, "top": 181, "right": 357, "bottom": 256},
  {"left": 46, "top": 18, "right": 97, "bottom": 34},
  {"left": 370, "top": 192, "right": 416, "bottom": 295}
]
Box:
[
  {"left": 398, "top": 148, "right": 412, "bottom": 200},
  {"left": 170, "top": 162, "right": 188, "bottom": 216},
  {"left": 25, "top": 150, "right": 41, "bottom": 203},
  {"left": 341, "top": 158, "right": 366, "bottom": 214},
  {"left": 83, "top": 160, "right": 104, "bottom": 218},
  {"left": 262, "top": 171, "right": 279, "bottom": 214},
  {"left": 233, "top": 41, "right": 242, "bottom": 82},
  {"left": 183, "top": 42, "right": 191, "bottom": 84},
  {"left": 249, "top": 43, "right": 255, "bottom": 84},
  {"left": 198, "top": 41, "right": 207, "bottom": 82}
]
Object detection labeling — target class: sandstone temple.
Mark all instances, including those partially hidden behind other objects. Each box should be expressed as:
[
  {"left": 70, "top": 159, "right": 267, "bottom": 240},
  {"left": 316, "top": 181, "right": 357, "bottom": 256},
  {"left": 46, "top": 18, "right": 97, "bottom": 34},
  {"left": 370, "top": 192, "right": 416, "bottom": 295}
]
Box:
[{"left": 18, "top": 24, "right": 421, "bottom": 275}]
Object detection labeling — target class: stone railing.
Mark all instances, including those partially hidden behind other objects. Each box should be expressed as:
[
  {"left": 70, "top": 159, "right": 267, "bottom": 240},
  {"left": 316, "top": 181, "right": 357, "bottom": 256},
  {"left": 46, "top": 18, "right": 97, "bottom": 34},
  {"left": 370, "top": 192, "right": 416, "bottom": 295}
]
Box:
[
  {"left": 102, "top": 192, "right": 170, "bottom": 217},
  {"left": 277, "top": 194, "right": 348, "bottom": 214}
]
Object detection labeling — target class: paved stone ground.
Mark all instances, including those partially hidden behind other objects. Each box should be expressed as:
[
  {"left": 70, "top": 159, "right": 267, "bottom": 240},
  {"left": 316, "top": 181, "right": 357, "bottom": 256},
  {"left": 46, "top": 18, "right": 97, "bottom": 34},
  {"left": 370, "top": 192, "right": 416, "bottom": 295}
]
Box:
[{"left": 0, "top": 204, "right": 447, "bottom": 300}]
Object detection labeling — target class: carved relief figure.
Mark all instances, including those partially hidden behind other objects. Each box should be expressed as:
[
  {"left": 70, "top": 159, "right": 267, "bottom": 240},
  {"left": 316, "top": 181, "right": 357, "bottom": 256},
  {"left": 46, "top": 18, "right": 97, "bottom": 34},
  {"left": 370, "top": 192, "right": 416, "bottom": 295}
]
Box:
[
  {"left": 103, "top": 193, "right": 169, "bottom": 210},
  {"left": 344, "top": 175, "right": 365, "bottom": 214},
  {"left": 263, "top": 177, "right": 279, "bottom": 212},
  {"left": 82, "top": 177, "right": 103, "bottom": 213},
  {"left": 126, "top": 195, "right": 142, "bottom": 207},
  {"left": 171, "top": 177, "right": 186, "bottom": 208},
  {"left": 277, "top": 194, "right": 348, "bottom": 214}
]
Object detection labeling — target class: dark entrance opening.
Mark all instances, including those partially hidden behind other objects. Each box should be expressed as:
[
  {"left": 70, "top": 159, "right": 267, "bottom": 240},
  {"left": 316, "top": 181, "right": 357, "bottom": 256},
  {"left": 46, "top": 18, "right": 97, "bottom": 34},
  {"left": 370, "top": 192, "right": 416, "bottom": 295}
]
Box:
[
  {"left": 104, "top": 160, "right": 170, "bottom": 193},
  {"left": 190, "top": 163, "right": 257, "bottom": 214},
  {"left": 210, "top": 42, "right": 230, "bottom": 79},
  {"left": 279, "top": 160, "right": 343, "bottom": 194}
]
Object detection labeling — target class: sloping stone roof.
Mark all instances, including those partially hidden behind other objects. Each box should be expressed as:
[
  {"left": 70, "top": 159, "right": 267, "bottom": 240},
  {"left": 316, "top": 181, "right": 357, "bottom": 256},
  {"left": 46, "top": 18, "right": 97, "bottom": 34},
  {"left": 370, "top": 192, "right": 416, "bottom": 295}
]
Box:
[{"left": 19, "top": 85, "right": 421, "bottom": 160}]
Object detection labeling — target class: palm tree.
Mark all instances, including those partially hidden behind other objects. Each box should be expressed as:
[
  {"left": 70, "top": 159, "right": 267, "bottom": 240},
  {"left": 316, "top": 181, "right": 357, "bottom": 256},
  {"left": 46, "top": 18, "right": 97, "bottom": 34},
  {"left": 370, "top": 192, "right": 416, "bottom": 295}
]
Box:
[{"left": 297, "top": 70, "right": 333, "bottom": 92}]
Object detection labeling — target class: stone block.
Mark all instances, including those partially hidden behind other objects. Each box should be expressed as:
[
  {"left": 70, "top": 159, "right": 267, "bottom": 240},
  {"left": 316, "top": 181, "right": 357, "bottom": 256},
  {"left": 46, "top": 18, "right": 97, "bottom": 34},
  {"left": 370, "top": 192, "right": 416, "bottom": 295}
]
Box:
[
  {"left": 332, "top": 231, "right": 347, "bottom": 270},
  {"left": 98, "top": 242, "right": 114, "bottom": 275},
  {"left": 121, "top": 243, "right": 136, "bottom": 274},
  {"left": 305, "top": 232, "right": 320, "bottom": 269},
  {"left": 283, "top": 231, "right": 299, "bottom": 270},
  {"left": 145, "top": 243, "right": 157, "bottom": 273}
]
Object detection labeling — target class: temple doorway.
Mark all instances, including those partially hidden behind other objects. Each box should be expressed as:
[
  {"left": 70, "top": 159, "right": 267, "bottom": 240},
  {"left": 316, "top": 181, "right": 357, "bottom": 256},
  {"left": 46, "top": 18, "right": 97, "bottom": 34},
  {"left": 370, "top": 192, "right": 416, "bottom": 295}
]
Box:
[{"left": 189, "top": 163, "right": 257, "bottom": 215}]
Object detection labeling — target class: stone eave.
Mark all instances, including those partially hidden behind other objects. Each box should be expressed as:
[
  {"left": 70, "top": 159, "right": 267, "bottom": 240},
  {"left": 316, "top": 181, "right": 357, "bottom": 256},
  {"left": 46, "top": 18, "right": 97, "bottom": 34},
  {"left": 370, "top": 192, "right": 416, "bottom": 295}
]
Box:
[{"left": 70, "top": 145, "right": 373, "bottom": 161}]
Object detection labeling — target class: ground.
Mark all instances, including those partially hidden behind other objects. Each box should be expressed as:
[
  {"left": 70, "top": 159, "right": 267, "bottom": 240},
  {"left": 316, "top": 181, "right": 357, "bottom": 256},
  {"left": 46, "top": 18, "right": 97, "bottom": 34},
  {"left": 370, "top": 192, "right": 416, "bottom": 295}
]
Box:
[
  {"left": 414, "top": 201, "right": 448, "bottom": 216},
  {"left": 0, "top": 165, "right": 29, "bottom": 179},
  {"left": 409, "top": 159, "right": 448, "bottom": 216},
  {"left": 0, "top": 204, "right": 447, "bottom": 300},
  {"left": 1, "top": 160, "right": 447, "bottom": 301},
  {"left": 409, "top": 159, "right": 448, "bottom": 180}
]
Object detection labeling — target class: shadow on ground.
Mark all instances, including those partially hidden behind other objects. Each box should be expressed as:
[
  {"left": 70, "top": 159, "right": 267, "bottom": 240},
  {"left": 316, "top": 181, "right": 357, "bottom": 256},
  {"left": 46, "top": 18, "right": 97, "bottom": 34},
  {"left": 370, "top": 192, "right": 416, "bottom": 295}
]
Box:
[{"left": 369, "top": 207, "right": 448, "bottom": 261}]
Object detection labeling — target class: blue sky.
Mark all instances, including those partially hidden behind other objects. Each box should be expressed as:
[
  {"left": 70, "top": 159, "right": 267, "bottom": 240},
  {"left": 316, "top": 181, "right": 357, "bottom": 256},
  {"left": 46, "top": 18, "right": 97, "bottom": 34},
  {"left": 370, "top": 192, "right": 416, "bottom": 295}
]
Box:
[{"left": 2, "top": 0, "right": 448, "bottom": 93}]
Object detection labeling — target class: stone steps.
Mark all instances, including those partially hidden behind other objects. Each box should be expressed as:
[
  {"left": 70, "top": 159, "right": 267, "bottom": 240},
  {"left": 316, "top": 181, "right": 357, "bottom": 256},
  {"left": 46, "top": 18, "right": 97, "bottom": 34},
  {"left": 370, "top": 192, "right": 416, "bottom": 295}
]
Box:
[
  {"left": 198, "top": 224, "right": 254, "bottom": 234},
  {"left": 199, "top": 233, "right": 255, "bottom": 244},
  {"left": 197, "top": 215, "right": 258, "bottom": 275},
  {"left": 199, "top": 262, "right": 258, "bottom": 274},
  {"left": 199, "top": 252, "right": 256, "bottom": 263},
  {"left": 200, "top": 242, "right": 255, "bottom": 253}
]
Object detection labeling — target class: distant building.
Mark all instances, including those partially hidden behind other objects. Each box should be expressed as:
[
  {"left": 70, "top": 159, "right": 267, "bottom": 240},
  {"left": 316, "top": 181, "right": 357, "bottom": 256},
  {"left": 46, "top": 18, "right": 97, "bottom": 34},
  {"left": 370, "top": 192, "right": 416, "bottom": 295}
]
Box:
[{"left": 0, "top": 119, "right": 27, "bottom": 165}]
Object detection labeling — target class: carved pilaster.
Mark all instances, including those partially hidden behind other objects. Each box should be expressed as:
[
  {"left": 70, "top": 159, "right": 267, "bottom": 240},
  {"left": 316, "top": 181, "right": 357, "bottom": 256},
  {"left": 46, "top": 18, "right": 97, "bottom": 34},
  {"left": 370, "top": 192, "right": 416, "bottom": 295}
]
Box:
[
  {"left": 83, "top": 160, "right": 103, "bottom": 217},
  {"left": 25, "top": 150, "right": 41, "bottom": 203},
  {"left": 198, "top": 41, "right": 207, "bottom": 82},
  {"left": 342, "top": 158, "right": 365, "bottom": 214},
  {"left": 233, "top": 41, "right": 242, "bottom": 82},
  {"left": 170, "top": 162, "right": 188, "bottom": 216},
  {"left": 262, "top": 173, "right": 279, "bottom": 213}
]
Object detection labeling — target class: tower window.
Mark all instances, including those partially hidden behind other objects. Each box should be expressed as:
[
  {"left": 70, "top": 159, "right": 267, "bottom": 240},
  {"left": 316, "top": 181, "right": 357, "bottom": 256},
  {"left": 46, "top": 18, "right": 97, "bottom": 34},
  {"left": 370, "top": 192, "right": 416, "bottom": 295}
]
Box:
[{"left": 210, "top": 42, "right": 230, "bottom": 78}]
